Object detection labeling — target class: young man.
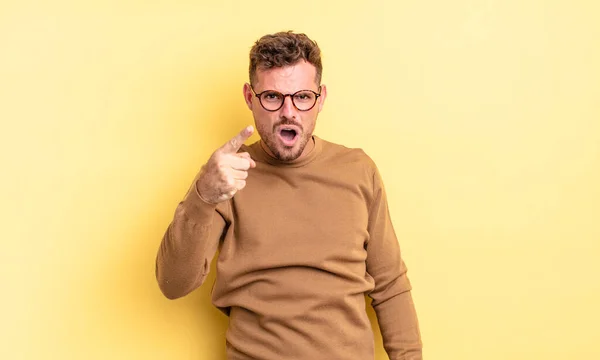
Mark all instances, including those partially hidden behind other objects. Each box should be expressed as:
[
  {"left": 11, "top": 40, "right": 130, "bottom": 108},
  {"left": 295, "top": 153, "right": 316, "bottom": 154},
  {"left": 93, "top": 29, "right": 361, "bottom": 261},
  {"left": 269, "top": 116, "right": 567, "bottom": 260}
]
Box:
[{"left": 156, "top": 31, "right": 422, "bottom": 360}]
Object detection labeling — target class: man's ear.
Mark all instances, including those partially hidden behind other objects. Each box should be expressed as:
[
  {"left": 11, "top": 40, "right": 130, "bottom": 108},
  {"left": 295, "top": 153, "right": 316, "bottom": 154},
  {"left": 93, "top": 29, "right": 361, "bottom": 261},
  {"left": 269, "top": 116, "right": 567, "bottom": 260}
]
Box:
[
  {"left": 317, "top": 84, "right": 327, "bottom": 112},
  {"left": 243, "top": 83, "right": 253, "bottom": 110}
]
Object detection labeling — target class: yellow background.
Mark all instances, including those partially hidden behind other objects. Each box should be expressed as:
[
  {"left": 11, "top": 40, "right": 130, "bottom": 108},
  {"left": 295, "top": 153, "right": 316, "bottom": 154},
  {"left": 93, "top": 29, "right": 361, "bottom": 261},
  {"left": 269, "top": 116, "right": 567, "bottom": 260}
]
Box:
[{"left": 2, "top": 0, "right": 599, "bottom": 359}]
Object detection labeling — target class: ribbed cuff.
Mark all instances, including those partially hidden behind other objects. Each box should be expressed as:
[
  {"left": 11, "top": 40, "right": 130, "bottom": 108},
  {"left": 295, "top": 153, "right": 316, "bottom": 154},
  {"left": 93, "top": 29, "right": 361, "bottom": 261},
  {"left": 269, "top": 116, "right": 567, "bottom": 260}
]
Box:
[{"left": 180, "top": 180, "right": 218, "bottom": 220}]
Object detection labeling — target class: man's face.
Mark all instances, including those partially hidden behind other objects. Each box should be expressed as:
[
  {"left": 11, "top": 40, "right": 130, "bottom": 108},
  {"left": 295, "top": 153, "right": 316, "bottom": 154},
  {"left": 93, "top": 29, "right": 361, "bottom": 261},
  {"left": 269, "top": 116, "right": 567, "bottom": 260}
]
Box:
[{"left": 243, "top": 60, "right": 327, "bottom": 161}]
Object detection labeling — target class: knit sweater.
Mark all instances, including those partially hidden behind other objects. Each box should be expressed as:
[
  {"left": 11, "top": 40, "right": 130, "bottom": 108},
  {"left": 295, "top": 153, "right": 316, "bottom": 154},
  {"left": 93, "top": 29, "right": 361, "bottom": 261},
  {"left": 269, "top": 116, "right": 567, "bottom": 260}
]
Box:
[{"left": 156, "top": 136, "right": 422, "bottom": 360}]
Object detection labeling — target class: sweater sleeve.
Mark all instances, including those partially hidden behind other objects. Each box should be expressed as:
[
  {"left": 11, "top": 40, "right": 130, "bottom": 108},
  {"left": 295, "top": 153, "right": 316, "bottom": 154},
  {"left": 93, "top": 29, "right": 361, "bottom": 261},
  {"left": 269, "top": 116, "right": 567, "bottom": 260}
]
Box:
[
  {"left": 366, "top": 168, "right": 423, "bottom": 359},
  {"left": 155, "top": 175, "right": 229, "bottom": 299}
]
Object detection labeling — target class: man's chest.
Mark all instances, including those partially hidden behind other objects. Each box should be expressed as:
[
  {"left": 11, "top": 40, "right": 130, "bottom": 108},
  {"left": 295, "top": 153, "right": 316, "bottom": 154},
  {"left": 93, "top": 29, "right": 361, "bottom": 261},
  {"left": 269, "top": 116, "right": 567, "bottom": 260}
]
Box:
[{"left": 224, "top": 168, "right": 372, "bottom": 265}]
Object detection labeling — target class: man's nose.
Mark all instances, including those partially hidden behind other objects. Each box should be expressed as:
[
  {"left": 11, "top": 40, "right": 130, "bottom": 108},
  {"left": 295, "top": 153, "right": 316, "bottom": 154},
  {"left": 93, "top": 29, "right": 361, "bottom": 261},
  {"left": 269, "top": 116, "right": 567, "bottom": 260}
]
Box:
[{"left": 280, "top": 95, "right": 297, "bottom": 117}]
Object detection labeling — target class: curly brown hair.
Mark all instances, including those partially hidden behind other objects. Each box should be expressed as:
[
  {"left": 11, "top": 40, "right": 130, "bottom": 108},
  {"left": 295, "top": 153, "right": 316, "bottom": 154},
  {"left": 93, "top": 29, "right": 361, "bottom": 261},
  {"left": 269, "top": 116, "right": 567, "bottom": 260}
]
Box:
[{"left": 249, "top": 31, "right": 322, "bottom": 85}]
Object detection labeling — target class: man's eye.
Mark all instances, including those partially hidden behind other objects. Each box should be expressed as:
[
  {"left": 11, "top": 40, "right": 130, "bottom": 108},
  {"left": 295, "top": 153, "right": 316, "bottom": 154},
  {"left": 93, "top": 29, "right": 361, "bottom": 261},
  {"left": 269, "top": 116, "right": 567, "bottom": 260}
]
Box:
[
  {"left": 263, "top": 92, "right": 282, "bottom": 101},
  {"left": 295, "top": 92, "right": 314, "bottom": 101}
]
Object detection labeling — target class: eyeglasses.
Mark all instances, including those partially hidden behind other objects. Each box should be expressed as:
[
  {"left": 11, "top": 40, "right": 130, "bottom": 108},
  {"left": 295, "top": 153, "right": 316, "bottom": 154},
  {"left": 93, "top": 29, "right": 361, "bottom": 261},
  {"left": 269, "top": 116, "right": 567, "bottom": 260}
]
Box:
[{"left": 251, "top": 86, "right": 321, "bottom": 112}]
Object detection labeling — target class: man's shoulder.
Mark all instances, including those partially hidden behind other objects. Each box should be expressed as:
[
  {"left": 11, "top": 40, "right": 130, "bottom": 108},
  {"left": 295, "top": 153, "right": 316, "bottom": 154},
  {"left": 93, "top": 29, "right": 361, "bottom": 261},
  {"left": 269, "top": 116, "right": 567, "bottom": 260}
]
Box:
[{"left": 317, "top": 136, "right": 377, "bottom": 171}]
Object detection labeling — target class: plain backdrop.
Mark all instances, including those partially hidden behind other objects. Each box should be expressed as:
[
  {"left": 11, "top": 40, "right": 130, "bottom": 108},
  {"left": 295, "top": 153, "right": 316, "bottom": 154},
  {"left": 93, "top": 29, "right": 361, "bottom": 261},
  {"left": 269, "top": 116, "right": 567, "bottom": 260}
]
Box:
[{"left": 1, "top": 0, "right": 599, "bottom": 359}]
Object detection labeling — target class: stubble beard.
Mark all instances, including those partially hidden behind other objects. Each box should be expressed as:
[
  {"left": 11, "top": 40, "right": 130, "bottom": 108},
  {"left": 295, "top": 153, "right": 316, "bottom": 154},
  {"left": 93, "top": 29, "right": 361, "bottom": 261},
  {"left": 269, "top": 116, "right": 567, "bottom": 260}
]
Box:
[{"left": 257, "top": 123, "right": 311, "bottom": 162}]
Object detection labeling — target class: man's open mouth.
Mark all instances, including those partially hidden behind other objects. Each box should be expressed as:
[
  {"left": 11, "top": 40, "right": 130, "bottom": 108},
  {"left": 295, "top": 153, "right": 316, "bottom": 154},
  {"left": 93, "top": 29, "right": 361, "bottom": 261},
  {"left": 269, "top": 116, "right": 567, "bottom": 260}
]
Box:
[{"left": 277, "top": 126, "right": 300, "bottom": 146}]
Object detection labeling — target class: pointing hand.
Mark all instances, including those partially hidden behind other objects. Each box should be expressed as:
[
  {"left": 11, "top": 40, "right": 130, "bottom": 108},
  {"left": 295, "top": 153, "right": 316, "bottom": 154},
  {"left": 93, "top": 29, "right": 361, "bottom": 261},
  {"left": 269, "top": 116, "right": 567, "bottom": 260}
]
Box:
[{"left": 196, "top": 126, "right": 256, "bottom": 204}]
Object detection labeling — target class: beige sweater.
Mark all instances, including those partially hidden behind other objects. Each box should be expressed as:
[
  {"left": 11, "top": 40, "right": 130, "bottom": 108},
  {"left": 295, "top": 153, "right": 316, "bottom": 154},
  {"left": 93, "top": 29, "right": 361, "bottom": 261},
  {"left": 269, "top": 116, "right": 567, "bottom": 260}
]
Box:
[{"left": 156, "top": 136, "right": 422, "bottom": 360}]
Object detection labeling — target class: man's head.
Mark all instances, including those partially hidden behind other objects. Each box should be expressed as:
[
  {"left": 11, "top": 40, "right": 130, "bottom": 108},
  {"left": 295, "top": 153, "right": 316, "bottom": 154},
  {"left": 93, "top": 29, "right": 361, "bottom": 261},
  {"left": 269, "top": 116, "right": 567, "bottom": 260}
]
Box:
[
  {"left": 248, "top": 31, "right": 323, "bottom": 86},
  {"left": 243, "top": 31, "right": 327, "bottom": 162}
]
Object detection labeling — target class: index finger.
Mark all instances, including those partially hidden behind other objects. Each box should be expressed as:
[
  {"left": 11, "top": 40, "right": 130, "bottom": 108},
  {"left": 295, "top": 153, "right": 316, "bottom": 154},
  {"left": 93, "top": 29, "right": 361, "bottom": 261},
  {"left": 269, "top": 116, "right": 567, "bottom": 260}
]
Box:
[{"left": 220, "top": 125, "right": 254, "bottom": 153}]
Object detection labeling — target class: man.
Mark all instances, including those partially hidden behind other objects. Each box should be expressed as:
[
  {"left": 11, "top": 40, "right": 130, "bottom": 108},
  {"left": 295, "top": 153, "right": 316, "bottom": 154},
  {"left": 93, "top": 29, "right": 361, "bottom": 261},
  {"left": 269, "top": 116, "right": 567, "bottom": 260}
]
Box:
[{"left": 156, "top": 31, "right": 422, "bottom": 360}]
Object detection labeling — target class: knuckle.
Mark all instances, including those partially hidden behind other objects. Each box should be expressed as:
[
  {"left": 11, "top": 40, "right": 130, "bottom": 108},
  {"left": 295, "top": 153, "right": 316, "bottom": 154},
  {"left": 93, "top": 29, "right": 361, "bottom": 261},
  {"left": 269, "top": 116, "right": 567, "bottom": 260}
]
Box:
[
  {"left": 211, "top": 150, "right": 222, "bottom": 160},
  {"left": 210, "top": 156, "right": 223, "bottom": 168}
]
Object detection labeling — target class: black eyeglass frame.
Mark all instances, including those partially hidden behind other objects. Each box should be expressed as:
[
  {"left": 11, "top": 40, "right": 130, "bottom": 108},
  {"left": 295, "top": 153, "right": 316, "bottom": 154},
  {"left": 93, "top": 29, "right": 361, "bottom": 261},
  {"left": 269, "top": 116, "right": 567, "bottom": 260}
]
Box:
[{"left": 250, "top": 85, "right": 322, "bottom": 112}]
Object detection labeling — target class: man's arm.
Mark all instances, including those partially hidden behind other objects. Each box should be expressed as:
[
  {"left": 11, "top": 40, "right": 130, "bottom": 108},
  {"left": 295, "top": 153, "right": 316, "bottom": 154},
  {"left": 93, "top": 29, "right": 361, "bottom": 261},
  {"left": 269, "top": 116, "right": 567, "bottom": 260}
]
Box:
[
  {"left": 366, "top": 167, "right": 422, "bottom": 359},
  {"left": 156, "top": 126, "right": 256, "bottom": 299},
  {"left": 155, "top": 179, "right": 227, "bottom": 299}
]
